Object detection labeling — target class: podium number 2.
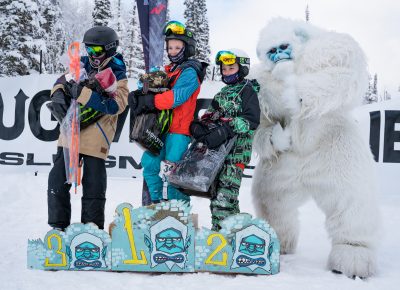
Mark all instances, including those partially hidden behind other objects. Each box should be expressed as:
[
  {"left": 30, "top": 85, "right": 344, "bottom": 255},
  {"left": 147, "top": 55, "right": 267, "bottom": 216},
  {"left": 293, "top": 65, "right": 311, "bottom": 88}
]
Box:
[
  {"left": 205, "top": 233, "right": 228, "bottom": 266},
  {"left": 44, "top": 233, "right": 67, "bottom": 267}
]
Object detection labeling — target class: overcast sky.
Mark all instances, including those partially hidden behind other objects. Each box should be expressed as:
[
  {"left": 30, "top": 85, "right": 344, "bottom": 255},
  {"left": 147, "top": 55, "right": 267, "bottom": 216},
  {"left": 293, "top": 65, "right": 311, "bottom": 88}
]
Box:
[{"left": 168, "top": 0, "right": 400, "bottom": 98}]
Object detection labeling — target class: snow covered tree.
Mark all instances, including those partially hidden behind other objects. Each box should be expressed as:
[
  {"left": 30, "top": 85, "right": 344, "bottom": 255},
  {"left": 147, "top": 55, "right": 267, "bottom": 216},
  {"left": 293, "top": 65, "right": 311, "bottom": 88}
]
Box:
[
  {"left": 0, "top": 0, "right": 46, "bottom": 76},
  {"left": 184, "top": 0, "right": 211, "bottom": 79},
  {"left": 93, "top": 0, "right": 112, "bottom": 27},
  {"left": 125, "top": 1, "right": 145, "bottom": 79},
  {"left": 116, "top": 0, "right": 122, "bottom": 32},
  {"left": 383, "top": 90, "right": 391, "bottom": 101},
  {"left": 110, "top": 0, "right": 126, "bottom": 53},
  {"left": 372, "top": 73, "right": 378, "bottom": 96},
  {"left": 39, "top": 0, "right": 66, "bottom": 74},
  {"left": 363, "top": 73, "right": 378, "bottom": 104},
  {"left": 59, "top": 0, "right": 93, "bottom": 60},
  {"left": 305, "top": 4, "right": 310, "bottom": 22}
]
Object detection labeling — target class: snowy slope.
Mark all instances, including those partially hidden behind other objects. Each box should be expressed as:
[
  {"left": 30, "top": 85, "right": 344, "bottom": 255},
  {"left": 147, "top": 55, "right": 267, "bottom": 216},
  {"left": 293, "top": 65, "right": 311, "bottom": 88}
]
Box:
[{"left": 1, "top": 173, "right": 400, "bottom": 290}]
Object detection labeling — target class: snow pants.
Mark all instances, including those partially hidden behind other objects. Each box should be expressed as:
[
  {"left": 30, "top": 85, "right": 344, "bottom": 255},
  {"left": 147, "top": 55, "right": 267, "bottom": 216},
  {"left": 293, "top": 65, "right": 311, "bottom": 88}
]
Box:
[
  {"left": 47, "top": 147, "right": 107, "bottom": 230},
  {"left": 141, "top": 133, "right": 191, "bottom": 202},
  {"left": 210, "top": 161, "right": 244, "bottom": 231}
]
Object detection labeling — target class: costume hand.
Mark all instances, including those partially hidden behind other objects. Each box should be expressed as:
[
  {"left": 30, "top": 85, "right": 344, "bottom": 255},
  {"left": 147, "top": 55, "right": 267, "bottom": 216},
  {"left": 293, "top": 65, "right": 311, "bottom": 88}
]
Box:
[{"left": 271, "top": 123, "right": 292, "bottom": 152}]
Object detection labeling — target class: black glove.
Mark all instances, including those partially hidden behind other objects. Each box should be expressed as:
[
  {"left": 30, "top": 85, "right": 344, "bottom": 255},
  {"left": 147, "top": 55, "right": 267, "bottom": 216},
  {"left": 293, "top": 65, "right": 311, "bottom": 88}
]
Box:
[
  {"left": 190, "top": 120, "right": 210, "bottom": 140},
  {"left": 133, "top": 93, "right": 156, "bottom": 116},
  {"left": 64, "top": 80, "right": 85, "bottom": 99},
  {"left": 47, "top": 89, "right": 71, "bottom": 124},
  {"left": 203, "top": 122, "right": 235, "bottom": 149},
  {"left": 128, "top": 90, "right": 140, "bottom": 115}
]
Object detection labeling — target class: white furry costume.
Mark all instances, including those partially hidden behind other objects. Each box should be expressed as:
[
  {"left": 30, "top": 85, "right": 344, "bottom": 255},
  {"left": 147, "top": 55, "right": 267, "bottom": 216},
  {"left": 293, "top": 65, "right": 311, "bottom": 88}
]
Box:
[{"left": 251, "top": 18, "right": 380, "bottom": 278}]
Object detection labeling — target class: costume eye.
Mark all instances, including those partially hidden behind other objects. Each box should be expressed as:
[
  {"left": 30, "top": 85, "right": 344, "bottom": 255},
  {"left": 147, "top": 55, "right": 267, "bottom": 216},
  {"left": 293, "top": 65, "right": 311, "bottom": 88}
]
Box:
[
  {"left": 279, "top": 44, "right": 289, "bottom": 50},
  {"left": 268, "top": 47, "right": 277, "bottom": 54},
  {"left": 92, "top": 249, "right": 98, "bottom": 252},
  {"left": 158, "top": 238, "right": 166, "bottom": 242},
  {"left": 76, "top": 248, "right": 83, "bottom": 252}
]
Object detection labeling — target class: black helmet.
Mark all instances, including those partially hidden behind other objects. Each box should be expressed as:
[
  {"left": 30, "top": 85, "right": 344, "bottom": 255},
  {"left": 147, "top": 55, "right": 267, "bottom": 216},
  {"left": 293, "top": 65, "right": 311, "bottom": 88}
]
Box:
[
  {"left": 165, "top": 32, "right": 196, "bottom": 58},
  {"left": 83, "top": 26, "right": 119, "bottom": 57},
  {"left": 164, "top": 21, "right": 196, "bottom": 58}
]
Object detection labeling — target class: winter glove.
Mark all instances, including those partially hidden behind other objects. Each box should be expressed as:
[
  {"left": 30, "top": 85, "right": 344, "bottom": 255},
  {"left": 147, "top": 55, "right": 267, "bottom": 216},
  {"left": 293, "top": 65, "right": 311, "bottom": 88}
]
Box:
[
  {"left": 203, "top": 122, "right": 235, "bottom": 149},
  {"left": 63, "top": 80, "right": 85, "bottom": 100},
  {"left": 190, "top": 120, "right": 210, "bottom": 140},
  {"left": 128, "top": 90, "right": 139, "bottom": 115},
  {"left": 46, "top": 89, "right": 71, "bottom": 124},
  {"left": 133, "top": 93, "right": 156, "bottom": 116}
]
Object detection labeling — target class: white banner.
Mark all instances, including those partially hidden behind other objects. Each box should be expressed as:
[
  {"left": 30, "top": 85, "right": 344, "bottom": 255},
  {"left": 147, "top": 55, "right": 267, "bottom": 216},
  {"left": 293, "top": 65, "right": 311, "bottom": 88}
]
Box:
[{"left": 1, "top": 75, "right": 399, "bottom": 195}]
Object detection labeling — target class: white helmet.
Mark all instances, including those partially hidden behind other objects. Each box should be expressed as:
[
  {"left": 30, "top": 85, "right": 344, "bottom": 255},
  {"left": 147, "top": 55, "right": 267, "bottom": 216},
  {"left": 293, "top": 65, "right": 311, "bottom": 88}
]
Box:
[{"left": 215, "top": 48, "right": 250, "bottom": 78}]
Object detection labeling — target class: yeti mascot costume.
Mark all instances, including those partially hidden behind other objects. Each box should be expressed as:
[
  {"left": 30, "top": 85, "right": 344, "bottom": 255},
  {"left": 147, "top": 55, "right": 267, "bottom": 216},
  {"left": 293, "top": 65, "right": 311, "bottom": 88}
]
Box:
[{"left": 251, "top": 18, "right": 379, "bottom": 278}]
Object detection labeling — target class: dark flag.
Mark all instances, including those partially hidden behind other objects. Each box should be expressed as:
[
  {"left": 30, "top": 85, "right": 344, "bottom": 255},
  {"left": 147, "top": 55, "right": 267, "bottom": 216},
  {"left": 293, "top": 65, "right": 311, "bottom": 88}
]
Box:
[{"left": 136, "top": 0, "right": 168, "bottom": 72}]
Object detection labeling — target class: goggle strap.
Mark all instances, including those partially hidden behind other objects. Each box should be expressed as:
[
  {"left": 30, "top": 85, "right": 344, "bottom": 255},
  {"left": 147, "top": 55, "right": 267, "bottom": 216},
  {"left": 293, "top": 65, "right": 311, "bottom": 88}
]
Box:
[{"left": 104, "top": 41, "right": 117, "bottom": 51}]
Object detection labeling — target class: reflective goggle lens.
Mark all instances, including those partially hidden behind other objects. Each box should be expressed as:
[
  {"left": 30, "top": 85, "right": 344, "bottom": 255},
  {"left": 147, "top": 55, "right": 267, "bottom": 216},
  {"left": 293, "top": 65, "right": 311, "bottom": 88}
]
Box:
[
  {"left": 215, "top": 51, "right": 237, "bottom": 65},
  {"left": 86, "top": 45, "right": 104, "bottom": 56},
  {"left": 164, "top": 21, "right": 186, "bottom": 35}
]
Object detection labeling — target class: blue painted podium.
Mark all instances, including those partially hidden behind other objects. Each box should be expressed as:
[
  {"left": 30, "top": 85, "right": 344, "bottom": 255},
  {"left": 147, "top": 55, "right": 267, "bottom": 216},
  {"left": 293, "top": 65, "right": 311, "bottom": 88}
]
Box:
[{"left": 28, "top": 200, "right": 279, "bottom": 275}]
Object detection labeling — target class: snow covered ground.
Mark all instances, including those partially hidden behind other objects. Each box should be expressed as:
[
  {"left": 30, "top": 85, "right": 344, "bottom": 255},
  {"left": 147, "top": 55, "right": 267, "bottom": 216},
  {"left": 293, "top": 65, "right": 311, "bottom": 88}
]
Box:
[{"left": 0, "top": 172, "right": 399, "bottom": 290}]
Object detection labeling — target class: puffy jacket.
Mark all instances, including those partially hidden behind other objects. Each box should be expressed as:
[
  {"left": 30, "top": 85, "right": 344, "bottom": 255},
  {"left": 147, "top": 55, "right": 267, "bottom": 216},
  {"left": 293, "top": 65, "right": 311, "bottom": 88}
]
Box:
[
  {"left": 153, "top": 60, "right": 205, "bottom": 135},
  {"left": 205, "top": 79, "right": 261, "bottom": 165},
  {"left": 51, "top": 54, "right": 129, "bottom": 159}
]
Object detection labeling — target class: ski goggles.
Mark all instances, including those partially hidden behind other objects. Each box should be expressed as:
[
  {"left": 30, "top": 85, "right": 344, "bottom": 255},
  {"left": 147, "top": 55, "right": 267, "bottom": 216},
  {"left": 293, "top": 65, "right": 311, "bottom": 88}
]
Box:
[
  {"left": 164, "top": 20, "right": 186, "bottom": 36},
  {"left": 85, "top": 45, "right": 105, "bottom": 57},
  {"left": 215, "top": 51, "right": 250, "bottom": 66}
]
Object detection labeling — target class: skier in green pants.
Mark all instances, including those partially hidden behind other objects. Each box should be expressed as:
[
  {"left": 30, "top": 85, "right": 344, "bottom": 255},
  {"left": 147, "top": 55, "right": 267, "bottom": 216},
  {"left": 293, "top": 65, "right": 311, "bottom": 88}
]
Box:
[{"left": 191, "top": 49, "right": 260, "bottom": 231}]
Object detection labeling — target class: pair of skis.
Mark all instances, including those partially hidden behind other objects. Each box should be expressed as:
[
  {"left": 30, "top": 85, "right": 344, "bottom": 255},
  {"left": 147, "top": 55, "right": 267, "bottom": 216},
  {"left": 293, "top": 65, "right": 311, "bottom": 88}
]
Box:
[{"left": 136, "top": 0, "right": 169, "bottom": 205}]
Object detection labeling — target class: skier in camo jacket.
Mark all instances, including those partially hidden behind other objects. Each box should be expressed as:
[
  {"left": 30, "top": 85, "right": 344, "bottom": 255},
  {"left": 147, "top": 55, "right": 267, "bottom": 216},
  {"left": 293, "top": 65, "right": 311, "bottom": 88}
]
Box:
[{"left": 191, "top": 49, "right": 260, "bottom": 231}]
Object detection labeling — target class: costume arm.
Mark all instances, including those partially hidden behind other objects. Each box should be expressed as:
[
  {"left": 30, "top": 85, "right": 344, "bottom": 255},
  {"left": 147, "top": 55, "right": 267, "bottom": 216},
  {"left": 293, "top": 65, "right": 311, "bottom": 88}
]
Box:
[{"left": 296, "top": 33, "right": 367, "bottom": 117}]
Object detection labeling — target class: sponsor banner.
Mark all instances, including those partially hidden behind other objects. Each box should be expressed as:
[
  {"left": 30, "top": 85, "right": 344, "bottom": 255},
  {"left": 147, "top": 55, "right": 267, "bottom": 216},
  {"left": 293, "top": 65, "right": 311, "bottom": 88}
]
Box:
[
  {"left": 0, "top": 75, "right": 215, "bottom": 178},
  {"left": 1, "top": 76, "right": 399, "bottom": 194}
]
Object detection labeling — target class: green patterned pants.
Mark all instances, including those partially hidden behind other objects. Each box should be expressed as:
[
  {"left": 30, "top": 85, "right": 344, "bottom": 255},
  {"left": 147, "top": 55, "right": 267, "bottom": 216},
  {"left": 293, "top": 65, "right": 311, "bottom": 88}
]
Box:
[{"left": 210, "top": 162, "right": 244, "bottom": 231}]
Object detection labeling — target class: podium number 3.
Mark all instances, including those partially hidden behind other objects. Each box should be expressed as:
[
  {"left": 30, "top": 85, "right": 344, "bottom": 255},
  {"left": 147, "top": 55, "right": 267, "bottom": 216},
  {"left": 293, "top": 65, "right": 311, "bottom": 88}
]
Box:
[{"left": 44, "top": 233, "right": 67, "bottom": 267}]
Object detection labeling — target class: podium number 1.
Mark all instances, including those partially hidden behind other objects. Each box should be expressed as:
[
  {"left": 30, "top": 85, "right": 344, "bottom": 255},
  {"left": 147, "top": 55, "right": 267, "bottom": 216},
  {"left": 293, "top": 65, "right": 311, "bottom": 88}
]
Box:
[{"left": 122, "top": 207, "right": 148, "bottom": 265}]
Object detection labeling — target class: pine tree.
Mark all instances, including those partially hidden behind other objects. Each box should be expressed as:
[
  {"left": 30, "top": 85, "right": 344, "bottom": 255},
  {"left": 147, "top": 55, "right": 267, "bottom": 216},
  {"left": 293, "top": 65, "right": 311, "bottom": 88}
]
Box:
[
  {"left": 39, "top": 0, "right": 66, "bottom": 74},
  {"left": 305, "top": 4, "right": 310, "bottom": 22},
  {"left": 93, "top": 0, "right": 112, "bottom": 27},
  {"left": 114, "top": 0, "right": 126, "bottom": 52},
  {"left": 184, "top": 0, "right": 211, "bottom": 79},
  {"left": 59, "top": 0, "right": 93, "bottom": 58},
  {"left": 372, "top": 74, "right": 378, "bottom": 95},
  {"left": 383, "top": 90, "right": 391, "bottom": 101},
  {"left": 0, "top": 0, "right": 46, "bottom": 76},
  {"left": 125, "top": 1, "right": 145, "bottom": 79},
  {"left": 116, "top": 0, "right": 122, "bottom": 32},
  {"left": 364, "top": 73, "right": 378, "bottom": 104}
]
